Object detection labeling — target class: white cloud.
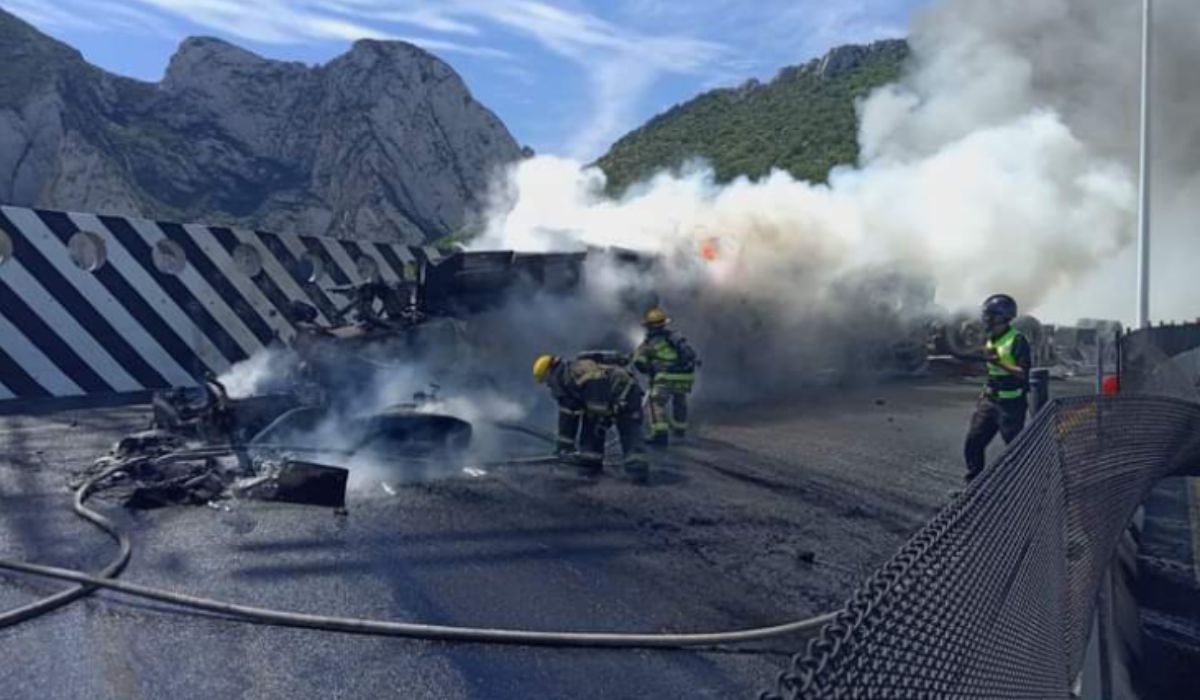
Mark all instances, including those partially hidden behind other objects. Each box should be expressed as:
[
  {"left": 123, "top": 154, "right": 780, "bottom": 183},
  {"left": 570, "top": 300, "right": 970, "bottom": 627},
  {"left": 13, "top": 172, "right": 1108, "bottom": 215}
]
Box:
[
  {"left": 570, "top": 55, "right": 659, "bottom": 159},
  {"left": 4, "top": 0, "right": 98, "bottom": 31},
  {"left": 322, "top": 1, "right": 483, "bottom": 36},
  {"left": 127, "top": 0, "right": 396, "bottom": 43},
  {"left": 392, "top": 35, "right": 513, "bottom": 60},
  {"left": 124, "top": 0, "right": 512, "bottom": 58},
  {"left": 5, "top": 0, "right": 170, "bottom": 35},
  {"left": 447, "top": 1, "right": 723, "bottom": 158}
]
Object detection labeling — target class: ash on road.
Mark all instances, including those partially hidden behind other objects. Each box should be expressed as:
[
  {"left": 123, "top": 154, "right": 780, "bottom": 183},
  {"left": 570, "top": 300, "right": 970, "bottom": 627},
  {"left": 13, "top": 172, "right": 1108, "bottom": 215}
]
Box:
[{"left": 0, "top": 378, "right": 1000, "bottom": 699}]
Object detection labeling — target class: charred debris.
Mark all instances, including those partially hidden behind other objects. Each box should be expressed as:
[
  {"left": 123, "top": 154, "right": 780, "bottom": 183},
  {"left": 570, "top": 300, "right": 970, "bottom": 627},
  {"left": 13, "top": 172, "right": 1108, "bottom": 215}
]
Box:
[
  {"left": 85, "top": 247, "right": 1118, "bottom": 513},
  {"left": 82, "top": 248, "right": 622, "bottom": 512}
]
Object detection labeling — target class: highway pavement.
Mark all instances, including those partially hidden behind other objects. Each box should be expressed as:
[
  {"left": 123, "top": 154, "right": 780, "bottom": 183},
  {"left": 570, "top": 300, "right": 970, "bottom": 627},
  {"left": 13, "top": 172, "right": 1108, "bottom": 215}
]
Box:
[{"left": 0, "top": 377, "right": 994, "bottom": 699}]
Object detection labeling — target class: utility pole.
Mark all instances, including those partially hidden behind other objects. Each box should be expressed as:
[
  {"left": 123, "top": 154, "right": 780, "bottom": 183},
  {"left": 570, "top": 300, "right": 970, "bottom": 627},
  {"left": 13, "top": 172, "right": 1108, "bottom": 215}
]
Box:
[{"left": 1136, "top": 0, "right": 1153, "bottom": 328}]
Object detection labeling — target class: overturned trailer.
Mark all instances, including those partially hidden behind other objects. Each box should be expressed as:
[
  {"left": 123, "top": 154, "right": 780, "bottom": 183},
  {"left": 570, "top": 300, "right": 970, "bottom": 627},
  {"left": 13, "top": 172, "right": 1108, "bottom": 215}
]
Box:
[{"left": 96, "top": 246, "right": 646, "bottom": 511}]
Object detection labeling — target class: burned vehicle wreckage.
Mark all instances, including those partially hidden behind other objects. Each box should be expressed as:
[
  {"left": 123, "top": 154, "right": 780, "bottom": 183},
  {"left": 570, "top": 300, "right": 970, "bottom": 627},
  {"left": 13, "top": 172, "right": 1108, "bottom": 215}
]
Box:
[
  {"left": 89, "top": 245, "right": 1117, "bottom": 513},
  {"left": 90, "top": 248, "right": 596, "bottom": 511}
]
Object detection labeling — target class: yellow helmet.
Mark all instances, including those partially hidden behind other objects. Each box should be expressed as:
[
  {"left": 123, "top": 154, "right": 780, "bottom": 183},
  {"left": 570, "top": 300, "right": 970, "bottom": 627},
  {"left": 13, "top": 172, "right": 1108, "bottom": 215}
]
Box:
[
  {"left": 643, "top": 307, "right": 668, "bottom": 328},
  {"left": 532, "top": 354, "right": 556, "bottom": 384}
]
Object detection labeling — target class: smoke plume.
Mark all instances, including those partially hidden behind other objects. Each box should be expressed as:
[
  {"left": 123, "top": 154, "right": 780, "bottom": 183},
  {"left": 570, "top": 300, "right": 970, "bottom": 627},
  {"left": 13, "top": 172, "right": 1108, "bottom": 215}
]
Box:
[
  {"left": 218, "top": 0, "right": 1200, "bottom": 482},
  {"left": 477, "top": 0, "right": 1200, "bottom": 327}
]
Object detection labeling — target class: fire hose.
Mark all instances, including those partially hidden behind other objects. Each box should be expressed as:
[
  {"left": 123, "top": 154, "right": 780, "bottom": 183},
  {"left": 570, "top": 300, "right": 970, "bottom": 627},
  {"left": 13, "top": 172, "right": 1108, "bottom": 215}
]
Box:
[
  {"left": 0, "top": 425, "right": 839, "bottom": 648},
  {"left": 0, "top": 463, "right": 132, "bottom": 626}
]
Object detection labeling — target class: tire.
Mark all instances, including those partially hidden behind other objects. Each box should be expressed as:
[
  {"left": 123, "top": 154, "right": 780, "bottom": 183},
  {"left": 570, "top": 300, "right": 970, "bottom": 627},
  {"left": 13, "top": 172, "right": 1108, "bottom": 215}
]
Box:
[
  {"left": 362, "top": 409, "right": 473, "bottom": 455},
  {"left": 943, "top": 315, "right": 986, "bottom": 356}
]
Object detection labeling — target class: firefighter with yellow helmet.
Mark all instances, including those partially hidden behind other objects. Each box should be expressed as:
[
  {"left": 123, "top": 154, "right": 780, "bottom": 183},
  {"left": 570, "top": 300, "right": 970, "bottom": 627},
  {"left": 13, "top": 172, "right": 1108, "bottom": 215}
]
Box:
[
  {"left": 633, "top": 307, "right": 699, "bottom": 447},
  {"left": 532, "top": 354, "right": 649, "bottom": 482}
]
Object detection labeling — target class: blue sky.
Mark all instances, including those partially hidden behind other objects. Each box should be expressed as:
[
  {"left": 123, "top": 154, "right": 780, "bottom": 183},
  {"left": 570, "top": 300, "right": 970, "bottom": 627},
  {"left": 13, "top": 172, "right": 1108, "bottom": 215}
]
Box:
[{"left": 5, "top": 0, "right": 928, "bottom": 159}]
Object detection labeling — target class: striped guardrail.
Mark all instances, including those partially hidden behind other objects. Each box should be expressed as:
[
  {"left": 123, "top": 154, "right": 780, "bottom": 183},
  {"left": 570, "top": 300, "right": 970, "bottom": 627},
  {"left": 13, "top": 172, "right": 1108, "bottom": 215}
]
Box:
[{"left": 0, "top": 205, "right": 449, "bottom": 400}]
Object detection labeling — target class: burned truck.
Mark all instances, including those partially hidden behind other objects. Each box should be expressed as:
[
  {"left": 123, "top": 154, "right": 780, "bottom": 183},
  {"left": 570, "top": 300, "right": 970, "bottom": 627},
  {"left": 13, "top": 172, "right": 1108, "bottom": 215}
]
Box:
[
  {"left": 281, "top": 249, "right": 591, "bottom": 402},
  {"left": 95, "top": 249, "right": 606, "bottom": 511}
]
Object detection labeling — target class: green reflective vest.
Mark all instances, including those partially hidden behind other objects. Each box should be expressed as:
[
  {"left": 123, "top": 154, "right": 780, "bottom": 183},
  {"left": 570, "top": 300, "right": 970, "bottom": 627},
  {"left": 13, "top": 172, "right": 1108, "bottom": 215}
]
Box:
[
  {"left": 635, "top": 335, "right": 695, "bottom": 390},
  {"left": 986, "top": 327, "right": 1024, "bottom": 400}
]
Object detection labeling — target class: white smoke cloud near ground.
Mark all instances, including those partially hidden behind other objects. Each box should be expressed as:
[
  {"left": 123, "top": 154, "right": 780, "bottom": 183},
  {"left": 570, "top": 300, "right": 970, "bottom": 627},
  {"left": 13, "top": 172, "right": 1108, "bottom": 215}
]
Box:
[
  {"left": 226, "top": 344, "right": 541, "bottom": 490},
  {"left": 477, "top": 0, "right": 1200, "bottom": 326},
  {"left": 218, "top": 348, "right": 298, "bottom": 399}
]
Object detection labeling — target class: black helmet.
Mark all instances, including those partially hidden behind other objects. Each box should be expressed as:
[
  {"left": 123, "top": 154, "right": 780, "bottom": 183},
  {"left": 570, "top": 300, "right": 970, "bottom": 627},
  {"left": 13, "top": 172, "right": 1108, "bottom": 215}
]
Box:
[{"left": 981, "top": 294, "right": 1017, "bottom": 325}]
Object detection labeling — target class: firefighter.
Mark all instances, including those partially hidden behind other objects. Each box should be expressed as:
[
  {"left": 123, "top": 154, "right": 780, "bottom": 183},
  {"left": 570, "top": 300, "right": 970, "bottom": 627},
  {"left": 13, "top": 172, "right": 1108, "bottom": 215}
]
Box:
[
  {"left": 962, "top": 293, "right": 1031, "bottom": 481},
  {"left": 633, "top": 307, "right": 699, "bottom": 447},
  {"left": 533, "top": 354, "right": 650, "bottom": 482}
]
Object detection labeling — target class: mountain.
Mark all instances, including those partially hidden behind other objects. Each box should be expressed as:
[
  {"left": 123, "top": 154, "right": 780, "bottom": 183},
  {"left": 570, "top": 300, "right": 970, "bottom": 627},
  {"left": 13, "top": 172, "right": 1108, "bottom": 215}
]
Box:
[
  {"left": 595, "top": 39, "right": 909, "bottom": 193},
  {"left": 0, "top": 9, "right": 522, "bottom": 243}
]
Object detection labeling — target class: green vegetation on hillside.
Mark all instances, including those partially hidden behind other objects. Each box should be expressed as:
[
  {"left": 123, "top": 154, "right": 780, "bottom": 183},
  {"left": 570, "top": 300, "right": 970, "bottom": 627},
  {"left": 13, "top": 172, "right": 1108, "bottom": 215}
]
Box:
[{"left": 595, "top": 40, "right": 909, "bottom": 194}]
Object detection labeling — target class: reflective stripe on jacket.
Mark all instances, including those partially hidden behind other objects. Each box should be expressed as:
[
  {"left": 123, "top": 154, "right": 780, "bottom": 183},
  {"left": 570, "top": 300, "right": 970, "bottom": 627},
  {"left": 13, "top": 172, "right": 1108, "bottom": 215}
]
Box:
[
  {"left": 986, "top": 327, "right": 1026, "bottom": 400},
  {"left": 549, "top": 359, "right": 639, "bottom": 417},
  {"left": 634, "top": 330, "right": 697, "bottom": 389}
]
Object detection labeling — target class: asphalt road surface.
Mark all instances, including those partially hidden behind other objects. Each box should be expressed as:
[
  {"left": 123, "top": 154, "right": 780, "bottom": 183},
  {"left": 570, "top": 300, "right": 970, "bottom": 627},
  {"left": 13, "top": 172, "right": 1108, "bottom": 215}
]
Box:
[{"left": 0, "top": 376, "right": 1014, "bottom": 699}]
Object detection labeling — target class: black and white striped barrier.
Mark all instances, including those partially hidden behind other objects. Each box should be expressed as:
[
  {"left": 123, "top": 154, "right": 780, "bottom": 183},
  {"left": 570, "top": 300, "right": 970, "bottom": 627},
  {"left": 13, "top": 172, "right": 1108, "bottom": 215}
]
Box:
[{"left": 0, "top": 205, "right": 449, "bottom": 401}]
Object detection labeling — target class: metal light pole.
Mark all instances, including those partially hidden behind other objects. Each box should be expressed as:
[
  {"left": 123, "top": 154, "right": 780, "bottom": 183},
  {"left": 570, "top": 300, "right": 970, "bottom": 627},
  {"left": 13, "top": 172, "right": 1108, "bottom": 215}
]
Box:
[{"left": 1136, "top": 0, "right": 1153, "bottom": 328}]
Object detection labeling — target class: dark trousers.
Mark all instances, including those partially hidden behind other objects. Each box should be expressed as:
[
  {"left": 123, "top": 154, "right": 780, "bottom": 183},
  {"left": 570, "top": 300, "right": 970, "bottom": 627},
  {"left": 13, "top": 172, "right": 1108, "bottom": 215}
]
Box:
[
  {"left": 576, "top": 388, "right": 648, "bottom": 474},
  {"left": 963, "top": 396, "right": 1027, "bottom": 481}
]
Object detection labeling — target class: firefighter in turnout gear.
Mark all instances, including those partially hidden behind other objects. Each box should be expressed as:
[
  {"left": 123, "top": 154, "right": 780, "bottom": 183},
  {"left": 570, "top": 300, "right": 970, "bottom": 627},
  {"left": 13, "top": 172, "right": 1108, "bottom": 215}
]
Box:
[
  {"left": 962, "top": 294, "right": 1032, "bottom": 481},
  {"left": 533, "top": 354, "right": 650, "bottom": 482},
  {"left": 633, "top": 307, "right": 699, "bottom": 447}
]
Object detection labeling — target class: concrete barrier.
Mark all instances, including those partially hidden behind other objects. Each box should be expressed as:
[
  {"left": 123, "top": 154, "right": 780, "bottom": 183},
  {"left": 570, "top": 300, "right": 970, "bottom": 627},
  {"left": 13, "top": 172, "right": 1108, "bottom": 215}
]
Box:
[{"left": 0, "top": 205, "right": 442, "bottom": 400}]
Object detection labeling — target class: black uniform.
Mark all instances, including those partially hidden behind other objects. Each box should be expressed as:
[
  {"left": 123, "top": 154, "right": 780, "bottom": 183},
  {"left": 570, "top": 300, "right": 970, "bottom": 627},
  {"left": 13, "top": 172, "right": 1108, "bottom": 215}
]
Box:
[
  {"left": 963, "top": 326, "right": 1032, "bottom": 481},
  {"left": 546, "top": 359, "right": 648, "bottom": 478}
]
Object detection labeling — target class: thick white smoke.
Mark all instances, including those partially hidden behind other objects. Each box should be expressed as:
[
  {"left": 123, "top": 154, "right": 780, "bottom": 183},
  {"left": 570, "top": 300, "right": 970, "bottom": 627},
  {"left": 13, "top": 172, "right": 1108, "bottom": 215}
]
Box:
[
  {"left": 218, "top": 348, "right": 297, "bottom": 399},
  {"left": 477, "top": 0, "right": 1200, "bottom": 326},
  {"left": 215, "top": 0, "right": 1198, "bottom": 478}
]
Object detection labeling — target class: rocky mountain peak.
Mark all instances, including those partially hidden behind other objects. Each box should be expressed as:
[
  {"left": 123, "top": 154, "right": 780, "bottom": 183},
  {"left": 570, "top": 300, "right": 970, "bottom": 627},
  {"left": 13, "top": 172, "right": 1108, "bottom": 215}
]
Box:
[
  {"left": 162, "top": 36, "right": 306, "bottom": 96},
  {"left": 325, "top": 38, "right": 461, "bottom": 91},
  {"left": 0, "top": 13, "right": 524, "bottom": 243},
  {"left": 165, "top": 37, "right": 272, "bottom": 76},
  {"left": 348, "top": 37, "right": 430, "bottom": 60}
]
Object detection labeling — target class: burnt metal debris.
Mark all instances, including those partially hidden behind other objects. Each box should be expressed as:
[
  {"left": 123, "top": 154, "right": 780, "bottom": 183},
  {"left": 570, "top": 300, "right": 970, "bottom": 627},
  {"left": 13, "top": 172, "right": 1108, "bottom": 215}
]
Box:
[
  {"left": 91, "top": 375, "right": 477, "bottom": 511},
  {"left": 92, "top": 250, "right": 584, "bottom": 508},
  {"left": 87, "top": 250, "right": 621, "bottom": 513},
  {"left": 924, "top": 313, "right": 1123, "bottom": 379}
]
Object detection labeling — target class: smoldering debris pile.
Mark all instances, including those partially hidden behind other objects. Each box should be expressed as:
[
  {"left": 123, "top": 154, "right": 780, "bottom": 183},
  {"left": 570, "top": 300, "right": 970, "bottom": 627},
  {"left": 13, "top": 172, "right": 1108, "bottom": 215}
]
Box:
[
  {"left": 81, "top": 370, "right": 486, "bottom": 511},
  {"left": 73, "top": 426, "right": 351, "bottom": 511}
]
